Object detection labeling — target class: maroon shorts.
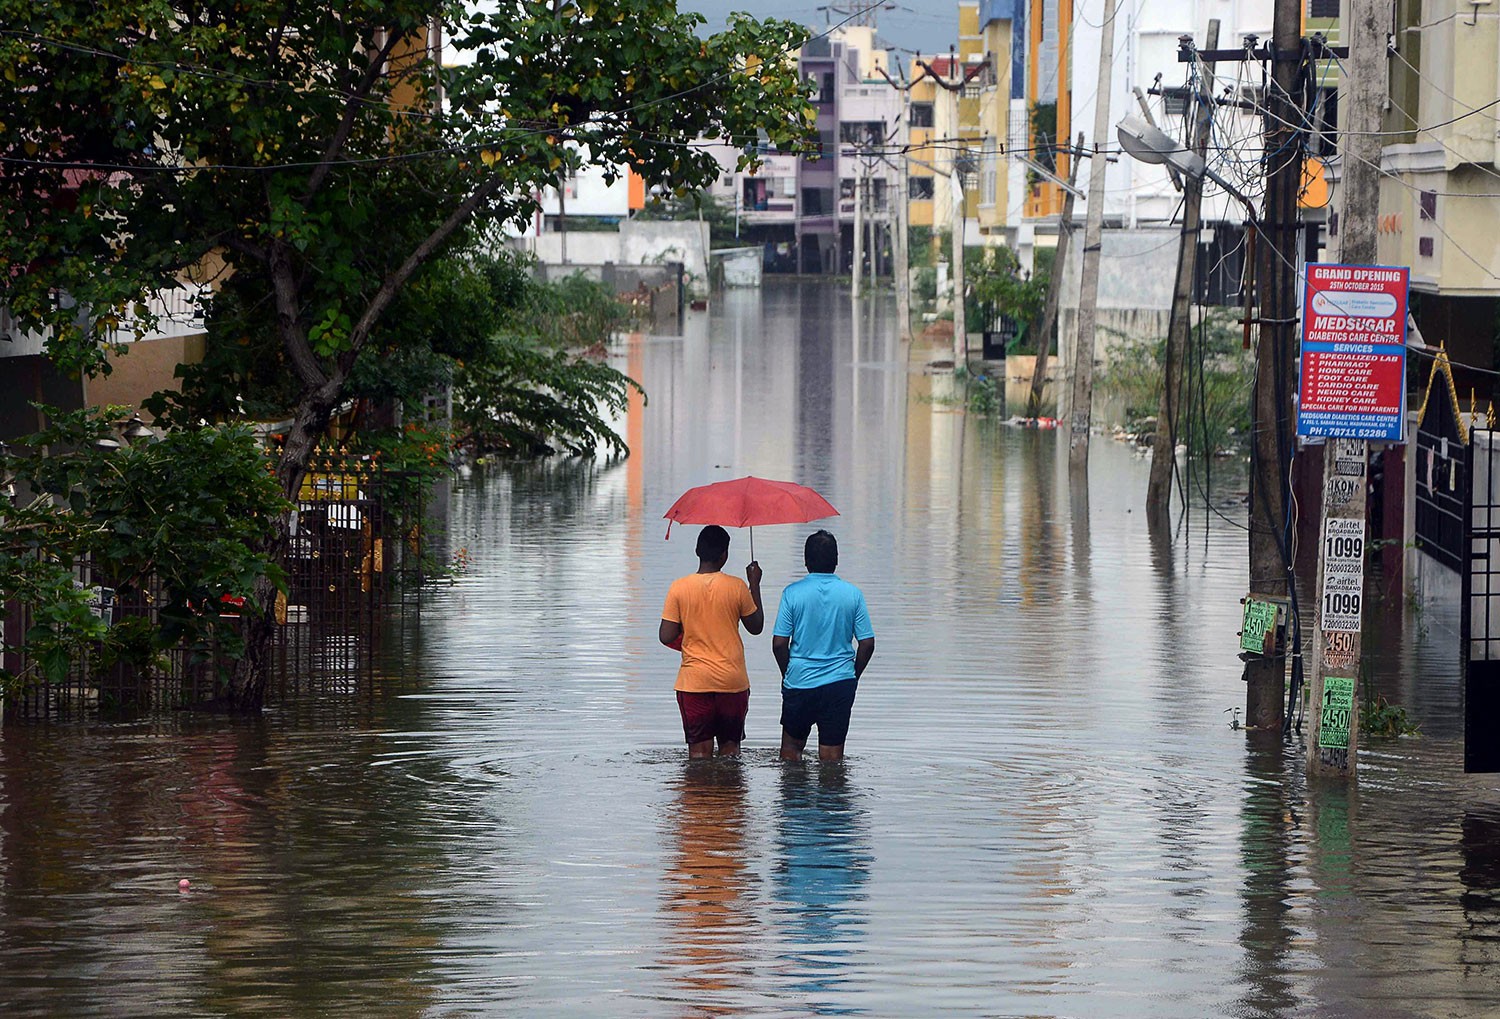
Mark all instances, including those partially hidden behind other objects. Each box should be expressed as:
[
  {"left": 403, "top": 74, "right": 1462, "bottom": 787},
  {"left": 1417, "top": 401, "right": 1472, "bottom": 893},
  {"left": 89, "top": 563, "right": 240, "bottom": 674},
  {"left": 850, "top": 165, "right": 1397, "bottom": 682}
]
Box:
[{"left": 676, "top": 689, "right": 750, "bottom": 745}]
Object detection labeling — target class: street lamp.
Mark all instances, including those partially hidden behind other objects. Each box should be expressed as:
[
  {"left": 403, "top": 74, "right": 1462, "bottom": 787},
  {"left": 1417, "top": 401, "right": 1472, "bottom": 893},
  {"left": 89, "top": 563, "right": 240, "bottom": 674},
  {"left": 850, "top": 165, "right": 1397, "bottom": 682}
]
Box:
[
  {"left": 122, "top": 414, "right": 156, "bottom": 445},
  {"left": 1116, "top": 114, "right": 1255, "bottom": 217}
]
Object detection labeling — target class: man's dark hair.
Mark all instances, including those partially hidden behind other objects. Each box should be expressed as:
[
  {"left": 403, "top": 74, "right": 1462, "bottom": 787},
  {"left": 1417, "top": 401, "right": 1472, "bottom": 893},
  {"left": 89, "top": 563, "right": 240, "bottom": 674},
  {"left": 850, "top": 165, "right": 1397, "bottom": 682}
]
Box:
[
  {"left": 696, "top": 525, "right": 731, "bottom": 562},
  {"left": 804, "top": 529, "right": 838, "bottom": 573}
]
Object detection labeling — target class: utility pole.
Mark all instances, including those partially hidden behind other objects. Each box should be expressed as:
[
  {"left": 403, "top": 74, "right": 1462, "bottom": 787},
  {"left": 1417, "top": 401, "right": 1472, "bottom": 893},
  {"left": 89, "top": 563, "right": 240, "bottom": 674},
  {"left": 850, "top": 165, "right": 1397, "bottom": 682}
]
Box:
[
  {"left": 1068, "top": 0, "right": 1118, "bottom": 468},
  {"left": 1147, "top": 22, "right": 1220, "bottom": 524},
  {"left": 916, "top": 53, "right": 990, "bottom": 371},
  {"left": 951, "top": 159, "right": 967, "bottom": 368},
  {"left": 1026, "top": 133, "right": 1083, "bottom": 417},
  {"left": 558, "top": 178, "right": 568, "bottom": 265},
  {"left": 1245, "top": 0, "right": 1305, "bottom": 732},
  {"left": 895, "top": 134, "right": 911, "bottom": 340},
  {"left": 1304, "top": 3, "right": 1385, "bottom": 777},
  {"left": 853, "top": 161, "right": 865, "bottom": 298},
  {"left": 876, "top": 63, "right": 919, "bottom": 343}
]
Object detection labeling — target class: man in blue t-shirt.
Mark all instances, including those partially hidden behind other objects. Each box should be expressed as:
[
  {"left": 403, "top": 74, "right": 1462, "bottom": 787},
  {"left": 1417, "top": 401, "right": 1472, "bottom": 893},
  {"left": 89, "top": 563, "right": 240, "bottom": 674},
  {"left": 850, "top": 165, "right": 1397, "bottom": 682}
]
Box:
[{"left": 771, "top": 530, "right": 875, "bottom": 762}]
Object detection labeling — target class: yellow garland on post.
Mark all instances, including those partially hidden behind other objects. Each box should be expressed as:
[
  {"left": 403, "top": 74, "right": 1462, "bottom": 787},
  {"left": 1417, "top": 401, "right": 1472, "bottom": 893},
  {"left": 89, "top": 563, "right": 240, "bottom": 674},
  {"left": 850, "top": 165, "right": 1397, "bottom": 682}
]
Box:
[{"left": 1415, "top": 345, "right": 1469, "bottom": 445}]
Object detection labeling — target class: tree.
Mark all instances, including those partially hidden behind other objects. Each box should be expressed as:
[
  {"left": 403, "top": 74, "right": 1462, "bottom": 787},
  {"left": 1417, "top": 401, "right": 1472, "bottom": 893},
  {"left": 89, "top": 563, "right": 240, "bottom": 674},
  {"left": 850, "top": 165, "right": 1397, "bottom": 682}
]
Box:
[
  {"left": 968, "top": 247, "right": 1048, "bottom": 353},
  {"left": 0, "top": 0, "right": 814, "bottom": 708}
]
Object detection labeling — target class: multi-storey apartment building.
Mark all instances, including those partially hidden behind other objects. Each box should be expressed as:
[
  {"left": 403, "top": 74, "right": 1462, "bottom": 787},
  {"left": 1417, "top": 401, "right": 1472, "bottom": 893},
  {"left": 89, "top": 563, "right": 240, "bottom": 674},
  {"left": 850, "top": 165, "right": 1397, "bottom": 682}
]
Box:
[
  {"left": 724, "top": 25, "right": 902, "bottom": 274},
  {"left": 1377, "top": 0, "right": 1500, "bottom": 376}
]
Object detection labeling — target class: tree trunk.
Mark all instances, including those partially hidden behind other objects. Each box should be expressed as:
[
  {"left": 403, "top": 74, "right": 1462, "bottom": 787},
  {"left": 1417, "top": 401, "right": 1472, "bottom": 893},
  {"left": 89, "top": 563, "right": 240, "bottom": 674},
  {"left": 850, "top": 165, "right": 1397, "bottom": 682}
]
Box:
[{"left": 229, "top": 379, "right": 340, "bottom": 711}]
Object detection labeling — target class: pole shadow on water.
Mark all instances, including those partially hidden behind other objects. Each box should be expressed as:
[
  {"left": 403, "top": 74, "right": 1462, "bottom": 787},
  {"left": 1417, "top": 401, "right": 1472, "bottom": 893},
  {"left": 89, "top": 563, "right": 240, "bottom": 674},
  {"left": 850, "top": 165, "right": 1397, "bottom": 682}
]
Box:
[
  {"left": 1069, "top": 455, "right": 1091, "bottom": 587},
  {"left": 771, "top": 764, "right": 872, "bottom": 1015}
]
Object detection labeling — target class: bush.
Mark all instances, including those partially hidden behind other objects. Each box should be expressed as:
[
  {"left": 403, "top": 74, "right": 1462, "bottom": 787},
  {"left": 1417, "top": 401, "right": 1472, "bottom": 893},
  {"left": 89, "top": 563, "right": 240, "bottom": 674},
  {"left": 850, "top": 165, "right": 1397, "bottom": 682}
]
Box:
[
  {"left": 0, "top": 410, "right": 288, "bottom": 695},
  {"left": 1098, "top": 309, "right": 1252, "bottom": 453}
]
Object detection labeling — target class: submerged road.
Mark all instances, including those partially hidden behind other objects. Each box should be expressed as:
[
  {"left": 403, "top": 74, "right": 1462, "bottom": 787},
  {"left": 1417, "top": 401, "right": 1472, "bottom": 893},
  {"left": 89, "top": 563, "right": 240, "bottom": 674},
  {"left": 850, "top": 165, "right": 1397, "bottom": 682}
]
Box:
[{"left": 1, "top": 280, "right": 1497, "bottom": 1017}]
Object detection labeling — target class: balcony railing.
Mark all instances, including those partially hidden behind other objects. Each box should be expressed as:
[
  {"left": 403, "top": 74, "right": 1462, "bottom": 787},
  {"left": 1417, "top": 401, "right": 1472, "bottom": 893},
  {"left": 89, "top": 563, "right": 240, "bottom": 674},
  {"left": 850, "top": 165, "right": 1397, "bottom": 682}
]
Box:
[{"left": 1, "top": 286, "right": 207, "bottom": 357}]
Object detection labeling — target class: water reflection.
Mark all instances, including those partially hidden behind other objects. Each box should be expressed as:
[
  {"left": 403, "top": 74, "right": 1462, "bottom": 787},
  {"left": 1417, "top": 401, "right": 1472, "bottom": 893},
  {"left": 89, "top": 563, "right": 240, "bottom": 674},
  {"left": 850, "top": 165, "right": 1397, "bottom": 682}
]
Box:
[
  {"left": 1461, "top": 810, "right": 1500, "bottom": 973},
  {"left": 772, "top": 764, "right": 871, "bottom": 1013},
  {"left": 661, "top": 760, "right": 757, "bottom": 1016},
  {"left": 0, "top": 712, "right": 445, "bottom": 1017},
  {"left": 1234, "top": 743, "right": 1302, "bottom": 1017}
]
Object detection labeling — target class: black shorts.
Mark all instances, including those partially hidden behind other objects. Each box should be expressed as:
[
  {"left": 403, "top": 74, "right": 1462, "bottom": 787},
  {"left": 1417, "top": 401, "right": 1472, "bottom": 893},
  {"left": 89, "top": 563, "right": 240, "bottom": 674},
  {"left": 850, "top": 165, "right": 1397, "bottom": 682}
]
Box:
[{"left": 780, "top": 679, "right": 858, "bottom": 746}]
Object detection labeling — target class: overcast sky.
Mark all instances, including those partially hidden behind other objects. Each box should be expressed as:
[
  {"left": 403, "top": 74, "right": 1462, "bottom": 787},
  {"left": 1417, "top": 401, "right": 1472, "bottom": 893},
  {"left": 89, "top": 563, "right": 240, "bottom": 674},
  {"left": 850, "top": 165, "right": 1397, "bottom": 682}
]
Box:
[{"left": 675, "top": 2, "right": 960, "bottom": 60}]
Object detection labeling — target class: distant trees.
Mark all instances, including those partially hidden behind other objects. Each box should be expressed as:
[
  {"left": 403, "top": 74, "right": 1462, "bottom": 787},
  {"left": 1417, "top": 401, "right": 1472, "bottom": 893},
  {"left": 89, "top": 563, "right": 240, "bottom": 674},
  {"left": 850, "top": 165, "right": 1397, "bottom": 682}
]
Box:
[{"left": 0, "top": 0, "right": 814, "bottom": 708}]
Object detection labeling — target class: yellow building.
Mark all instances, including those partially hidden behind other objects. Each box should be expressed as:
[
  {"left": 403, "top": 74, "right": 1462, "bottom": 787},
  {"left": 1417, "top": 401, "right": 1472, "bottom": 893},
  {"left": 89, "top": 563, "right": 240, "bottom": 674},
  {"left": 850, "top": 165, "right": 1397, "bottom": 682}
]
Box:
[
  {"left": 907, "top": 67, "right": 938, "bottom": 230},
  {"left": 1024, "top": 0, "right": 1072, "bottom": 219},
  {"left": 903, "top": 3, "right": 1014, "bottom": 251}
]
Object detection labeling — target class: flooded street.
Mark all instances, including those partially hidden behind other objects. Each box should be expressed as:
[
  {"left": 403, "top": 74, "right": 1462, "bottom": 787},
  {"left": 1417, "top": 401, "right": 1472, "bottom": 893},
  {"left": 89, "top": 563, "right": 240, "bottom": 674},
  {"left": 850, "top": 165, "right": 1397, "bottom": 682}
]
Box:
[{"left": 3, "top": 280, "right": 1500, "bottom": 1017}]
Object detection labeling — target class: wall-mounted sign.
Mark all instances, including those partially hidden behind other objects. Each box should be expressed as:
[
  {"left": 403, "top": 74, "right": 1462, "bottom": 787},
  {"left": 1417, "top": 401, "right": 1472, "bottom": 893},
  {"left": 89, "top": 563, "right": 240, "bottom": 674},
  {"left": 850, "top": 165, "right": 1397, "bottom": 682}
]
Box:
[{"left": 1296, "top": 263, "right": 1410, "bottom": 441}]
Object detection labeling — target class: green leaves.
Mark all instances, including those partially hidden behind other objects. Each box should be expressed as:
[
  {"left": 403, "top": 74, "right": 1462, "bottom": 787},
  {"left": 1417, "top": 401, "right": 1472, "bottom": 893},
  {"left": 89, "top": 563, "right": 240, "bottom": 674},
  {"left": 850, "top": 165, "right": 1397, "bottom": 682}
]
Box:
[
  {"left": 451, "top": 260, "right": 641, "bottom": 459},
  {"left": 0, "top": 409, "right": 290, "bottom": 697}
]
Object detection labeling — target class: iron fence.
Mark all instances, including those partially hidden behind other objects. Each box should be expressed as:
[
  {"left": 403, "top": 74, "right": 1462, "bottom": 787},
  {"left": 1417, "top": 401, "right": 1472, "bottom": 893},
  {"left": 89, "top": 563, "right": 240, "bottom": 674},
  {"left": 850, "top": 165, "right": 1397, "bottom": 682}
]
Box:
[{"left": 2, "top": 450, "right": 430, "bottom": 720}]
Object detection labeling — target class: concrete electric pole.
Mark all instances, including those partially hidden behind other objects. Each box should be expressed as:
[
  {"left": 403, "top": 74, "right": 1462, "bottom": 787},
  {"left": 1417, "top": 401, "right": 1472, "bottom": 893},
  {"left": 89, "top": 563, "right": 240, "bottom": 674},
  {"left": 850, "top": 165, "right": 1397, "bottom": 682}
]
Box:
[
  {"left": 1146, "top": 22, "right": 1219, "bottom": 525},
  {"left": 1305, "top": 0, "right": 1386, "bottom": 778},
  {"left": 876, "top": 64, "right": 920, "bottom": 343},
  {"left": 1068, "top": 0, "right": 1119, "bottom": 469},
  {"left": 853, "top": 162, "right": 865, "bottom": 298},
  {"left": 1244, "top": 0, "right": 1306, "bottom": 733},
  {"left": 916, "top": 54, "right": 990, "bottom": 372},
  {"left": 1026, "top": 134, "right": 1083, "bottom": 418}
]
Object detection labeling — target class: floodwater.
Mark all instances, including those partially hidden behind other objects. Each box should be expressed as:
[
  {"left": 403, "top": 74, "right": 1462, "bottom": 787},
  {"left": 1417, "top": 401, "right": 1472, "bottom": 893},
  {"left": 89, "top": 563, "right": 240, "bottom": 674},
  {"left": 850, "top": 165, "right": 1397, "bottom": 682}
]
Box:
[{"left": 3, "top": 280, "right": 1500, "bottom": 1018}]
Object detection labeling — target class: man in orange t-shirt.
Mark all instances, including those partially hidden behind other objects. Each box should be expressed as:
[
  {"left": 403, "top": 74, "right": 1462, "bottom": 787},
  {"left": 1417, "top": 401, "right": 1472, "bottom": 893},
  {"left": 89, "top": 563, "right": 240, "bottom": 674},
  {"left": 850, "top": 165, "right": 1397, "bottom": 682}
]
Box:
[{"left": 659, "top": 525, "right": 764, "bottom": 758}]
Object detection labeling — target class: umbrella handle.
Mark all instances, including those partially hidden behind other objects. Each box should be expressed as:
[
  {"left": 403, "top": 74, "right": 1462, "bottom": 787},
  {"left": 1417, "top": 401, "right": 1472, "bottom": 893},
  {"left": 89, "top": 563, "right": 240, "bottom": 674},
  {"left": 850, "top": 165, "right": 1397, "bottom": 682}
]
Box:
[{"left": 750, "top": 526, "right": 754, "bottom": 562}]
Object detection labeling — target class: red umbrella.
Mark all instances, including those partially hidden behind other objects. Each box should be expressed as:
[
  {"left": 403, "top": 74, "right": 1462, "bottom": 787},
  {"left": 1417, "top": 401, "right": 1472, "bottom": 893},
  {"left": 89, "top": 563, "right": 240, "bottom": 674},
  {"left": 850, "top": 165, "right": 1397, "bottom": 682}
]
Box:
[{"left": 663, "top": 476, "right": 839, "bottom": 559}]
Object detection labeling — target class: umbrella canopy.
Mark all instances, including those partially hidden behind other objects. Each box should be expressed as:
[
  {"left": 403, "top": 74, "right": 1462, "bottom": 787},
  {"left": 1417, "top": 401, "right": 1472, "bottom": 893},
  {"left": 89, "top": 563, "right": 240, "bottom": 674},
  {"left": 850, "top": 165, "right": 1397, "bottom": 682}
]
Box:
[{"left": 663, "top": 476, "right": 838, "bottom": 548}]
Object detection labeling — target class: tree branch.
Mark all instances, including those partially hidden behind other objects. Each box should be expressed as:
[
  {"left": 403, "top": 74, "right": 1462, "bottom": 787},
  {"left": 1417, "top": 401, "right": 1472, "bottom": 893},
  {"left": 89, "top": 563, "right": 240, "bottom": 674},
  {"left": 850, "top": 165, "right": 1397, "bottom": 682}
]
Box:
[
  {"left": 340, "top": 173, "right": 509, "bottom": 371},
  {"left": 301, "top": 29, "right": 407, "bottom": 205},
  {"left": 222, "top": 236, "right": 268, "bottom": 265},
  {"left": 267, "top": 243, "right": 329, "bottom": 390}
]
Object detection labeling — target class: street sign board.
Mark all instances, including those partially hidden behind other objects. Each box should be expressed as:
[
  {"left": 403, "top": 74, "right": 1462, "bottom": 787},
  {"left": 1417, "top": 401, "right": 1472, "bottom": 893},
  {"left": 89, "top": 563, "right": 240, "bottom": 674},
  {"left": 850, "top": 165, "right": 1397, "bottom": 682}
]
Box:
[{"left": 1296, "top": 263, "right": 1410, "bottom": 441}]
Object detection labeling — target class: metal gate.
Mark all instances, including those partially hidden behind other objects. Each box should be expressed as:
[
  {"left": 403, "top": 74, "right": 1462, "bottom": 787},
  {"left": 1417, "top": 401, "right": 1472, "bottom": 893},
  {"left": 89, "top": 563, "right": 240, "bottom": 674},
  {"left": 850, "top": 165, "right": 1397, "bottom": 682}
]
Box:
[
  {"left": 1464, "top": 428, "right": 1500, "bottom": 772},
  {"left": 1415, "top": 375, "right": 1468, "bottom": 573}
]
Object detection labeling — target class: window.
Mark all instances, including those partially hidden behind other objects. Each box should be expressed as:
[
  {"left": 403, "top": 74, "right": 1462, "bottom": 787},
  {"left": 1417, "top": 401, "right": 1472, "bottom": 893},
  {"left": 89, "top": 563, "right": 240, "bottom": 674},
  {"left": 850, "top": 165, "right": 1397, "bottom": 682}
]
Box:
[
  {"left": 910, "top": 102, "right": 934, "bottom": 128},
  {"left": 820, "top": 72, "right": 835, "bottom": 105},
  {"left": 840, "top": 177, "right": 857, "bottom": 199},
  {"left": 840, "top": 121, "right": 886, "bottom": 147},
  {"left": 909, "top": 176, "right": 935, "bottom": 200},
  {"left": 1310, "top": 87, "right": 1339, "bottom": 157},
  {"left": 803, "top": 188, "right": 833, "bottom": 215}
]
